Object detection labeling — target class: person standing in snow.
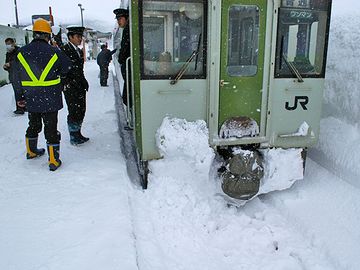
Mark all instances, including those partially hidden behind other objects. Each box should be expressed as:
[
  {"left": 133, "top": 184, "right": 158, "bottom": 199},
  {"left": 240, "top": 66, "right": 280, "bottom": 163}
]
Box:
[
  {"left": 3, "top": 37, "right": 25, "bottom": 115},
  {"left": 12, "top": 18, "right": 71, "bottom": 171},
  {"left": 114, "top": 8, "right": 131, "bottom": 106},
  {"left": 61, "top": 26, "right": 90, "bottom": 145},
  {"left": 96, "top": 44, "right": 117, "bottom": 86}
]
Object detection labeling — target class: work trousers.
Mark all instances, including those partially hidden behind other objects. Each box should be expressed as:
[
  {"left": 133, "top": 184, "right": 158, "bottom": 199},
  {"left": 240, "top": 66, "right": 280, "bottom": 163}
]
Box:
[
  {"left": 121, "top": 64, "right": 132, "bottom": 107},
  {"left": 99, "top": 65, "right": 109, "bottom": 86},
  {"left": 26, "top": 111, "right": 60, "bottom": 144},
  {"left": 63, "top": 89, "right": 86, "bottom": 125},
  {"left": 11, "top": 83, "right": 25, "bottom": 111}
]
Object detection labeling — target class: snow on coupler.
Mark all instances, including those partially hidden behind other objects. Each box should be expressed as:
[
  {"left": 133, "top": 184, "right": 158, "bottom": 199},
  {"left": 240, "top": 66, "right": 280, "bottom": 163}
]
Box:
[
  {"left": 155, "top": 117, "right": 305, "bottom": 207},
  {"left": 218, "top": 147, "right": 305, "bottom": 206},
  {"left": 220, "top": 148, "right": 264, "bottom": 200}
]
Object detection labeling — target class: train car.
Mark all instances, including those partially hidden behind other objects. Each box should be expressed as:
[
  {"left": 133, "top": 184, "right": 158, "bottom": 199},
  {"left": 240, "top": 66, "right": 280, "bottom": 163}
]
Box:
[{"left": 116, "top": 0, "right": 332, "bottom": 199}]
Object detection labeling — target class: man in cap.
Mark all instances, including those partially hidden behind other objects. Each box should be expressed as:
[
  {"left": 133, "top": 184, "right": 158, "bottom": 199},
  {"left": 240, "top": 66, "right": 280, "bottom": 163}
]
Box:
[
  {"left": 61, "top": 26, "right": 90, "bottom": 145},
  {"left": 114, "top": 8, "right": 131, "bottom": 106},
  {"left": 12, "top": 18, "right": 71, "bottom": 171},
  {"left": 96, "top": 43, "right": 117, "bottom": 86}
]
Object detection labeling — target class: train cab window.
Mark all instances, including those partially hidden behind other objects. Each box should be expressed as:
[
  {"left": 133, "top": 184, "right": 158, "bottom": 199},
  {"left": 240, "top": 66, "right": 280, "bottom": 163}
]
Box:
[
  {"left": 275, "top": 0, "right": 331, "bottom": 78},
  {"left": 227, "top": 5, "right": 260, "bottom": 77},
  {"left": 140, "top": 0, "right": 207, "bottom": 79}
]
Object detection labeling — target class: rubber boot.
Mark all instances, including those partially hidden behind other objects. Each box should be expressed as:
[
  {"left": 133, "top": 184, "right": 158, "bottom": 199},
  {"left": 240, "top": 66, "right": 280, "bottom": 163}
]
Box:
[
  {"left": 68, "top": 122, "right": 85, "bottom": 145},
  {"left": 14, "top": 108, "right": 25, "bottom": 115},
  {"left": 26, "top": 136, "right": 45, "bottom": 159},
  {"left": 47, "top": 144, "right": 62, "bottom": 171}
]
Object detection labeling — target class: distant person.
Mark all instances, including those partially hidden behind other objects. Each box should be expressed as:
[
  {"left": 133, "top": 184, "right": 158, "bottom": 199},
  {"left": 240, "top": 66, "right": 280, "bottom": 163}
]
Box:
[
  {"left": 96, "top": 44, "right": 117, "bottom": 86},
  {"left": 12, "top": 18, "right": 71, "bottom": 171},
  {"left": 3, "top": 37, "right": 25, "bottom": 114},
  {"left": 114, "top": 8, "right": 131, "bottom": 106},
  {"left": 61, "top": 26, "right": 90, "bottom": 145}
]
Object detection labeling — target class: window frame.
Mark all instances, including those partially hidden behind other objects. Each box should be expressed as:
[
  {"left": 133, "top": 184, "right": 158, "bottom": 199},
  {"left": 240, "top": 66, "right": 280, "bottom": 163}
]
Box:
[
  {"left": 226, "top": 4, "right": 260, "bottom": 77},
  {"left": 139, "top": 0, "right": 208, "bottom": 80},
  {"left": 274, "top": 4, "right": 332, "bottom": 79}
]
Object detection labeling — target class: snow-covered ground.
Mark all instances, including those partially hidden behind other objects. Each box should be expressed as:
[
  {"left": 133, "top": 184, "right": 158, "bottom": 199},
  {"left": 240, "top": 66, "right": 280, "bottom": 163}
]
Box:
[
  {"left": 0, "top": 63, "right": 139, "bottom": 270},
  {"left": 1, "top": 13, "right": 360, "bottom": 270}
]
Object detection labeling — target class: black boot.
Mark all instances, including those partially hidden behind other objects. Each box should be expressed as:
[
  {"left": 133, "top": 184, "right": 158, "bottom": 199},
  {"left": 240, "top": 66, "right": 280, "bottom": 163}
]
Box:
[
  {"left": 26, "top": 136, "right": 45, "bottom": 159},
  {"left": 70, "top": 131, "right": 88, "bottom": 145},
  {"left": 14, "top": 108, "right": 25, "bottom": 115},
  {"left": 47, "top": 143, "right": 62, "bottom": 171},
  {"left": 68, "top": 122, "right": 85, "bottom": 145}
]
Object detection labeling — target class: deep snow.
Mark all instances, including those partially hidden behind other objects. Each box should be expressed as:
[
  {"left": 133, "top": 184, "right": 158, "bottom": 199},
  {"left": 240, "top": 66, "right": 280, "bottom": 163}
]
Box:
[{"left": 0, "top": 13, "right": 360, "bottom": 270}]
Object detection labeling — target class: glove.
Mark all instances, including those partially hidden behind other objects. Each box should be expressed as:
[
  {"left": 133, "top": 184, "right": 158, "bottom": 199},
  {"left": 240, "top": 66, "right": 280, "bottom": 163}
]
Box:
[
  {"left": 17, "top": 100, "right": 26, "bottom": 108},
  {"left": 82, "top": 79, "right": 89, "bottom": 91},
  {"left": 63, "top": 84, "right": 70, "bottom": 92},
  {"left": 61, "top": 76, "right": 70, "bottom": 91},
  {"left": 3, "top": 63, "right": 10, "bottom": 71}
]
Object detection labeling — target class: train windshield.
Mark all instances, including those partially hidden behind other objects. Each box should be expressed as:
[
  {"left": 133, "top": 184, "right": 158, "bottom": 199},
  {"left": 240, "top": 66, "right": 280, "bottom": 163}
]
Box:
[
  {"left": 275, "top": 0, "right": 331, "bottom": 79},
  {"left": 140, "top": 0, "right": 207, "bottom": 79}
]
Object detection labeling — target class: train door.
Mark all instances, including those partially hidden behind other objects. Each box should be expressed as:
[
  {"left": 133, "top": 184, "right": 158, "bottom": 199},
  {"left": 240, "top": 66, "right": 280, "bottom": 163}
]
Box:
[
  {"left": 135, "top": 0, "right": 208, "bottom": 160},
  {"left": 218, "top": 0, "right": 267, "bottom": 136},
  {"left": 268, "top": 0, "right": 332, "bottom": 147}
]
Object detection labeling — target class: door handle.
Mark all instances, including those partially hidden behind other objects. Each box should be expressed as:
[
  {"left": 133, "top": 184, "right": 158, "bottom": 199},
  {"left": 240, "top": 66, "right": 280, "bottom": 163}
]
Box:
[{"left": 220, "top": 80, "right": 230, "bottom": 87}]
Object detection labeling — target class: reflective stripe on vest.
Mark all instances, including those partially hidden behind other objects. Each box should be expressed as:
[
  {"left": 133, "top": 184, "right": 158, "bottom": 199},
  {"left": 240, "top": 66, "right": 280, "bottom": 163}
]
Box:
[{"left": 17, "top": 52, "right": 61, "bottom": 87}]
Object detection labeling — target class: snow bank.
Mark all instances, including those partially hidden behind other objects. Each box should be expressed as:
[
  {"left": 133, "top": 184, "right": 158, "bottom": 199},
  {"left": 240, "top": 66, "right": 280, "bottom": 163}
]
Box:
[
  {"left": 319, "top": 117, "right": 360, "bottom": 172},
  {"left": 324, "top": 15, "right": 360, "bottom": 125},
  {"left": 131, "top": 117, "right": 334, "bottom": 270},
  {"left": 312, "top": 14, "right": 360, "bottom": 187},
  {"left": 260, "top": 148, "right": 303, "bottom": 195},
  {"left": 156, "top": 117, "right": 214, "bottom": 174}
]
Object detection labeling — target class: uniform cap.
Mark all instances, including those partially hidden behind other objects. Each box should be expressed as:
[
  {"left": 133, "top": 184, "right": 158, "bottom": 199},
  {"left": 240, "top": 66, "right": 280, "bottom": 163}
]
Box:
[
  {"left": 66, "top": 25, "right": 85, "bottom": 36},
  {"left": 33, "top": 18, "right": 52, "bottom": 34},
  {"left": 113, "top": 8, "right": 129, "bottom": 19}
]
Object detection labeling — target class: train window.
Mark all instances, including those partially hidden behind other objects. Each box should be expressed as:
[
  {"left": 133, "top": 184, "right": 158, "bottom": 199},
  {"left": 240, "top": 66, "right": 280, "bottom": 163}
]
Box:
[
  {"left": 227, "top": 5, "right": 260, "bottom": 77},
  {"left": 275, "top": 2, "right": 331, "bottom": 78},
  {"left": 140, "top": 0, "right": 207, "bottom": 80}
]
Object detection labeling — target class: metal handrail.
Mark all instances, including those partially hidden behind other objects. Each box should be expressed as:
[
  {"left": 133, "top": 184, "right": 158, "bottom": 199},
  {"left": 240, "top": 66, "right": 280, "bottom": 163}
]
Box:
[{"left": 125, "top": 56, "right": 134, "bottom": 128}]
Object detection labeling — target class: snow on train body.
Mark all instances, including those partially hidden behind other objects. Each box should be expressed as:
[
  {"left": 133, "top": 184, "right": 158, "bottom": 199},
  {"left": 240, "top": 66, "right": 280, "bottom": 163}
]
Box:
[{"left": 115, "top": 0, "right": 332, "bottom": 199}]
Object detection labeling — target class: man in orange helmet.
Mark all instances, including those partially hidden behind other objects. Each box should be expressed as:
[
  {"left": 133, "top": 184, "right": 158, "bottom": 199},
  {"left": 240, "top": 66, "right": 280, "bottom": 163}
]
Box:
[{"left": 12, "top": 18, "right": 71, "bottom": 171}]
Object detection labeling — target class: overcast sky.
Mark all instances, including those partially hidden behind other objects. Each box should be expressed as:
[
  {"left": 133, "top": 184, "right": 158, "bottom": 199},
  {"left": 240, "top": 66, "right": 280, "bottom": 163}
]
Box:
[
  {"left": 0, "top": 0, "right": 126, "bottom": 32},
  {"left": 0, "top": 0, "right": 358, "bottom": 31}
]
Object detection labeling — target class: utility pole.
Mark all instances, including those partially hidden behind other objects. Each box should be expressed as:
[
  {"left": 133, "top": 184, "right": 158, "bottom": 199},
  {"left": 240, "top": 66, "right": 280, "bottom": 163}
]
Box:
[
  {"left": 78, "top": 3, "right": 86, "bottom": 61},
  {"left": 78, "top": 3, "right": 84, "bottom": 27},
  {"left": 14, "top": 0, "right": 19, "bottom": 28}
]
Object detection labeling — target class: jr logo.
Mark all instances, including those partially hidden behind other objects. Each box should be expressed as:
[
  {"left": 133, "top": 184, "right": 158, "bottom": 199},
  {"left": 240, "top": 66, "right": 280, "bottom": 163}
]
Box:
[{"left": 285, "top": 96, "right": 309, "bottom": 111}]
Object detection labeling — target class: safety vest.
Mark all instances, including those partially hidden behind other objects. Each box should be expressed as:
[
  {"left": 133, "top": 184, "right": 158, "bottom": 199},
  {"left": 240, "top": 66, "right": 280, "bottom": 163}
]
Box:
[{"left": 17, "top": 52, "right": 61, "bottom": 87}]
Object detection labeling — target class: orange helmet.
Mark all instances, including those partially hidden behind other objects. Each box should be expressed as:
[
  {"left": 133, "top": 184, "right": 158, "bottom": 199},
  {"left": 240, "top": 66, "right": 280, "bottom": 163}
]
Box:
[{"left": 33, "top": 18, "right": 52, "bottom": 34}]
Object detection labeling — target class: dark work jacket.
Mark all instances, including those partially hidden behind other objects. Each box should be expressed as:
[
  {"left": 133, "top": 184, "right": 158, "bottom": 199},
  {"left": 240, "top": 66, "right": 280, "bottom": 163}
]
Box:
[
  {"left": 4, "top": 45, "right": 20, "bottom": 83},
  {"left": 118, "top": 24, "right": 130, "bottom": 72},
  {"left": 97, "top": 48, "right": 117, "bottom": 67},
  {"left": 61, "top": 43, "right": 89, "bottom": 92},
  {"left": 12, "top": 39, "right": 71, "bottom": 113}
]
